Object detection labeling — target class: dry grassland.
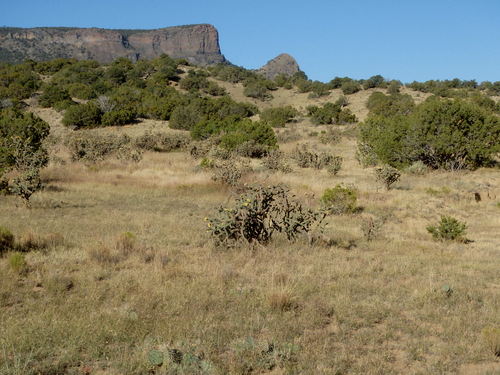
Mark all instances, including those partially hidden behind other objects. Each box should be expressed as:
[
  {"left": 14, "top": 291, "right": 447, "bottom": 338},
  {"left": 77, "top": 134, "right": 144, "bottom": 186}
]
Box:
[{"left": 0, "top": 86, "right": 499, "bottom": 375}]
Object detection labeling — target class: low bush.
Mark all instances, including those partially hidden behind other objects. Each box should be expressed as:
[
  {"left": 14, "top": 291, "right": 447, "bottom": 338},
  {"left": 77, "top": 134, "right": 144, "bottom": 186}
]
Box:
[
  {"left": 360, "top": 97, "right": 500, "bottom": 169},
  {"left": 243, "top": 80, "right": 273, "bottom": 100},
  {"left": 292, "top": 144, "right": 336, "bottom": 169},
  {"left": 206, "top": 185, "right": 326, "bottom": 246},
  {"left": 260, "top": 106, "right": 299, "bottom": 128},
  {"left": 134, "top": 131, "right": 191, "bottom": 152},
  {"left": 320, "top": 184, "right": 358, "bottom": 215},
  {"left": 366, "top": 92, "right": 415, "bottom": 117},
  {"left": 38, "top": 83, "right": 73, "bottom": 108},
  {"left": 341, "top": 81, "right": 361, "bottom": 95},
  {"left": 66, "top": 133, "right": 132, "bottom": 163},
  {"left": 101, "top": 109, "right": 136, "bottom": 127},
  {"left": 426, "top": 216, "right": 468, "bottom": 242},
  {"left": 307, "top": 102, "right": 357, "bottom": 125},
  {"left": 62, "top": 102, "right": 102, "bottom": 129}
]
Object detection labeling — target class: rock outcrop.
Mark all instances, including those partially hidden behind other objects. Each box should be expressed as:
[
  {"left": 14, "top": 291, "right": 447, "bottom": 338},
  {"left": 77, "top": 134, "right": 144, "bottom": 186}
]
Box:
[
  {"left": 257, "top": 53, "right": 301, "bottom": 79},
  {"left": 0, "top": 24, "right": 225, "bottom": 65}
]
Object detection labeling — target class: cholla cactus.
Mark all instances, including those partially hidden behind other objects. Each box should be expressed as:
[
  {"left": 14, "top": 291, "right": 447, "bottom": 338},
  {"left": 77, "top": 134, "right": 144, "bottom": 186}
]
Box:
[{"left": 206, "top": 185, "right": 327, "bottom": 246}]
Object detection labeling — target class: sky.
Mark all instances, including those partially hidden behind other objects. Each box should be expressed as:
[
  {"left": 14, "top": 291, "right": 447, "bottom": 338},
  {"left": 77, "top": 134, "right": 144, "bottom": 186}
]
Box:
[{"left": 1, "top": 0, "right": 499, "bottom": 83}]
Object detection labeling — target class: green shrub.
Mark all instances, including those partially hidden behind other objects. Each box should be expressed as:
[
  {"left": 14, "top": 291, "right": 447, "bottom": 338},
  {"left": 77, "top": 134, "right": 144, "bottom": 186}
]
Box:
[
  {"left": 0, "top": 226, "right": 14, "bottom": 254},
  {"left": 179, "top": 69, "right": 209, "bottom": 91},
  {"left": 362, "top": 75, "right": 386, "bottom": 90},
  {"left": 426, "top": 216, "right": 467, "bottom": 242},
  {"left": 0, "top": 109, "right": 49, "bottom": 204},
  {"left": 260, "top": 106, "right": 299, "bottom": 128},
  {"left": 307, "top": 102, "right": 357, "bottom": 125},
  {"left": 38, "top": 83, "right": 73, "bottom": 108},
  {"left": 321, "top": 185, "right": 358, "bottom": 215},
  {"left": 243, "top": 80, "right": 273, "bottom": 100},
  {"left": 62, "top": 102, "right": 102, "bottom": 129},
  {"left": 169, "top": 104, "right": 202, "bottom": 130},
  {"left": 194, "top": 119, "right": 277, "bottom": 155},
  {"left": 366, "top": 92, "right": 415, "bottom": 117},
  {"left": 341, "top": 81, "right": 361, "bottom": 95},
  {"left": 360, "top": 97, "right": 500, "bottom": 169},
  {"left": 101, "top": 109, "right": 136, "bottom": 127},
  {"left": 375, "top": 165, "right": 401, "bottom": 190},
  {"left": 206, "top": 185, "right": 326, "bottom": 246},
  {"left": 67, "top": 82, "right": 96, "bottom": 100}
]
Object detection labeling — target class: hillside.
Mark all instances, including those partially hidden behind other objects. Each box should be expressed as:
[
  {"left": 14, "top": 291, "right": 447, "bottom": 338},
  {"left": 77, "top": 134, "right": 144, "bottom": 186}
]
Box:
[{"left": 0, "top": 58, "right": 499, "bottom": 374}]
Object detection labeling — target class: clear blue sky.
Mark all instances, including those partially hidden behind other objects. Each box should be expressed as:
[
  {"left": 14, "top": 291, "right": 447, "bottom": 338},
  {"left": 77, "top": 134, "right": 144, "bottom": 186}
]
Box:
[{"left": 1, "top": 0, "right": 499, "bottom": 83}]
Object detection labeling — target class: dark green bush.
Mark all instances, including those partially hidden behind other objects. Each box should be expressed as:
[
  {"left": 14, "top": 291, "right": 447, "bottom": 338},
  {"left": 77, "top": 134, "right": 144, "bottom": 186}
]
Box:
[
  {"left": 359, "top": 97, "right": 500, "bottom": 169},
  {"left": 67, "top": 83, "right": 96, "bottom": 100},
  {"left": 366, "top": 92, "right": 415, "bottom": 117},
  {"left": 101, "top": 109, "right": 136, "bottom": 127},
  {"left": 179, "top": 70, "right": 209, "bottom": 91},
  {"left": 243, "top": 80, "right": 273, "bottom": 100},
  {"left": 0, "top": 109, "right": 49, "bottom": 172},
  {"left": 39, "top": 83, "right": 73, "bottom": 108},
  {"left": 260, "top": 106, "right": 299, "bottom": 127},
  {"left": 427, "top": 216, "right": 467, "bottom": 242},
  {"left": 307, "top": 103, "right": 357, "bottom": 125},
  {"left": 341, "top": 81, "right": 361, "bottom": 95},
  {"left": 169, "top": 104, "right": 203, "bottom": 130},
  {"left": 62, "top": 102, "right": 102, "bottom": 129},
  {"left": 0, "top": 63, "right": 40, "bottom": 100},
  {"left": 219, "top": 120, "right": 277, "bottom": 154},
  {"left": 363, "top": 75, "right": 386, "bottom": 90},
  {"left": 0, "top": 109, "right": 49, "bottom": 204}
]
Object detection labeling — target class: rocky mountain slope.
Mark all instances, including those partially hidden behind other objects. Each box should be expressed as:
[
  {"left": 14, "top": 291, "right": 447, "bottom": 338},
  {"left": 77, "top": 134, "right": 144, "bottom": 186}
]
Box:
[{"left": 0, "top": 24, "right": 225, "bottom": 65}]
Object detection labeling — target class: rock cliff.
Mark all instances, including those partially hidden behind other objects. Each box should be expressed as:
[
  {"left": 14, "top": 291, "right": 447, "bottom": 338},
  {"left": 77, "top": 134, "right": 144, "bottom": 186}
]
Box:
[{"left": 0, "top": 24, "right": 225, "bottom": 65}]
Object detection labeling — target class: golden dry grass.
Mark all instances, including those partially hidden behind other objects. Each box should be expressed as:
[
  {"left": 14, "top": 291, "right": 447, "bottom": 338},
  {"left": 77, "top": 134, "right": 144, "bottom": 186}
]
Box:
[{"left": 1, "top": 83, "right": 499, "bottom": 374}]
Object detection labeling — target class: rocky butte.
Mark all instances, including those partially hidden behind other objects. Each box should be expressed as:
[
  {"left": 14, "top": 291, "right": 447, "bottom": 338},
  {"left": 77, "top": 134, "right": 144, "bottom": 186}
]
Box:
[
  {"left": 257, "top": 53, "right": 302, "bottom": 79},
  {"left": 0, "top": 24, "right": 225, "bottom": 65}
]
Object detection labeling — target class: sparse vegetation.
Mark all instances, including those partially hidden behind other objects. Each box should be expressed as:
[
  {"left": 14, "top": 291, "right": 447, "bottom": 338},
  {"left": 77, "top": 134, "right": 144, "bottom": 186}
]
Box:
[{"left": 0, "top": 55, "right": 499, "bottom": 374}]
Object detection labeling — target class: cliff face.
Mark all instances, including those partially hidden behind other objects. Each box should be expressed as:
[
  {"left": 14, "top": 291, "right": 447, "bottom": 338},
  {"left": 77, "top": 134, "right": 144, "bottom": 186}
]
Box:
[
  {"left": 0, "top": 24, "right": 225, "bottom": 65},
  {"left": 257, "top": 53, "right": 301, "bottom": 79}
]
